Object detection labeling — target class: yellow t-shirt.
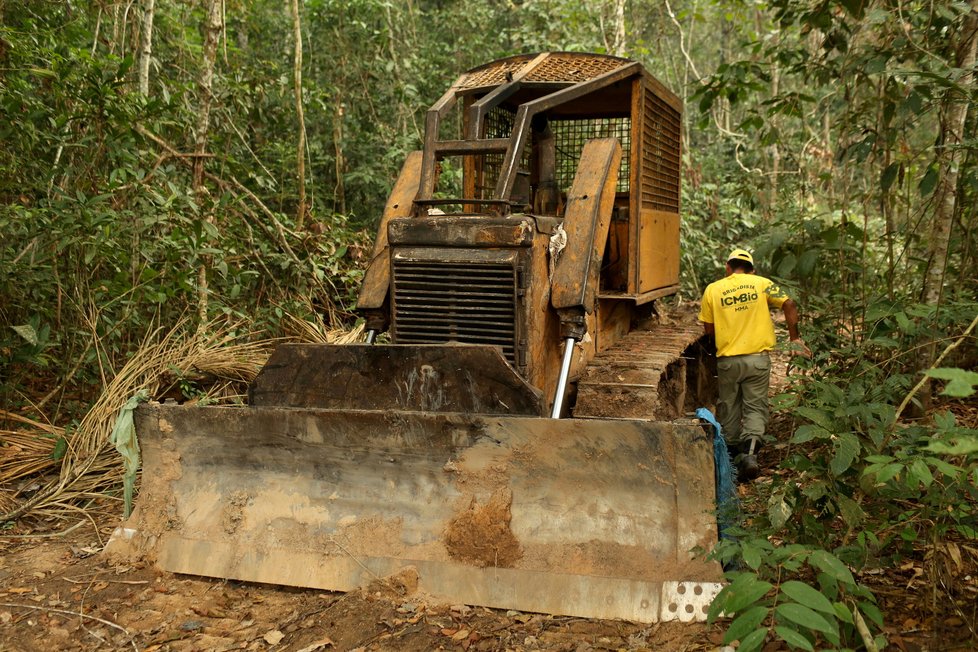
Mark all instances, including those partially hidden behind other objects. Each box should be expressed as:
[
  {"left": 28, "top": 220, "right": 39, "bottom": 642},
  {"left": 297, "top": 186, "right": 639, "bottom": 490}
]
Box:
[{"left": 698, "top": 273, "right": 789, "bottom": 357}]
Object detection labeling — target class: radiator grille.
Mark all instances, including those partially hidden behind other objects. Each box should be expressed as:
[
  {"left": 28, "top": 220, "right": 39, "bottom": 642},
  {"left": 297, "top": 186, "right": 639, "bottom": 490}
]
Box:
[{"left": 391, "top": 259, "right": 518, "bottom": 365}]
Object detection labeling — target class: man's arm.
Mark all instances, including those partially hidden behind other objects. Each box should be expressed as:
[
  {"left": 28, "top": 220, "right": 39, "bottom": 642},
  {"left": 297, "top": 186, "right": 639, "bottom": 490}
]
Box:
[
  {"left": 703, "top": 322, "right": 715, "bottom": 336},
  {"left": 782, "top": 299, "right": 812, "bottom": 358}
]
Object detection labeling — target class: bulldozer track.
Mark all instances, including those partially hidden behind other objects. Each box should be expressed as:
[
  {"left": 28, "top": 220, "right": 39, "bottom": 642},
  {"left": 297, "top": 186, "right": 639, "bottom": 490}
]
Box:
[{"left": 573, "top": 305, "right": 715, "bottom": 420}]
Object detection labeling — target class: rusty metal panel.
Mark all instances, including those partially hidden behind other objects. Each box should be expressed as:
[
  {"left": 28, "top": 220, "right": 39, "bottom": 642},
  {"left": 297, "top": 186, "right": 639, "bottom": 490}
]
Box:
[
  {"left": 458, "top": 53, "right": 631, "bottom": 90},
  {"left": 639, "top": 208, "right": 680, "bottom": 292},
  {"left": 387, "top": 215, "right": 534, "bottom": 248},
  {"left": 249, "top": 344, "right": 544, "bottom": 415},
  {"left": 629, "top": 77, "right": 643, "bottom": 295},
  {"left": 640, "top": 87, "right": 681, "bottom": 213},
  {"left": 356, "top": 151, "right": 424, "bottom": 311},
  {"left": 550, "top": 138, "right": 622, "bottom": 313}
]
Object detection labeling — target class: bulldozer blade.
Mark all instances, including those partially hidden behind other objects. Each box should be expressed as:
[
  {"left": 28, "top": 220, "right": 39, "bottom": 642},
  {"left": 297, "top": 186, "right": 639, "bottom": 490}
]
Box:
[
  {"left": 108, "top": 404, "right": 723, "bottom": 623},
  {"left": 249, "top": 344, "right": 547, "bottom": 416}
]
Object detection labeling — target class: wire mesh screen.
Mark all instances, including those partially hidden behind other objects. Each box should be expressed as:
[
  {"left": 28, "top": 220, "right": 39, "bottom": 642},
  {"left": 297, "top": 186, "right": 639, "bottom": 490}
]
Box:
[
  {"left": 552, "top": 118, "right": 631, "bottom": 193},
  {"left": 479, "top": 109, "right": 630, "bottom": 199},
  {"left": 641, "top": 89, "right": 681, "bottom": 212},
  {"left": 479, "top": 107, "right": 531, "bottom": 200}
]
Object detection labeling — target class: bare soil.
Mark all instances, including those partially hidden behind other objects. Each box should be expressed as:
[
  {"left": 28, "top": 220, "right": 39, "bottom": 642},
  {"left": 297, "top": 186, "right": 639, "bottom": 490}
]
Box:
[{"left": 0, "top": 513, "right": 718, "bottom": 651}]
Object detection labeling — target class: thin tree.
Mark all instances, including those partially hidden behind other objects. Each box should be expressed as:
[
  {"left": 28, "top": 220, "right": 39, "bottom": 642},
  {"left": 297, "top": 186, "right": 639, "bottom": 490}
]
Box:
[
  {"left": 290, "top": 0, "right": 307, "bottom": 228},
  {"left": 922, "top": 3, "right": 978, "bottom": 311},
  {"left": 610, "top": 0, "right": 626, "bottom": 57},
  {"left": 193, "top": 0, "right": 224, "bottom": 335},
  {"left": 909, "top": 2, "right": 978, "bottom": 412},
  {"left": 138, "top": 0, "right": 155, "bottom": 96}
]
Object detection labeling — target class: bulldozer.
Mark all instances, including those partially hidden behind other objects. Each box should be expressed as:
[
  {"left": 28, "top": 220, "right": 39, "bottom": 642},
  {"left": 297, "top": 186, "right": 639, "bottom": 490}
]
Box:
[{"left": 107, "top": 52, "right": 724, "bottom": 623}]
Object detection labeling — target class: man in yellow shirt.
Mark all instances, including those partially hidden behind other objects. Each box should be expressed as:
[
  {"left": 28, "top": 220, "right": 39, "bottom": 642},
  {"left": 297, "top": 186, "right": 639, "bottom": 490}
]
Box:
[{"left": 698, "top": 249, "right": 810, "bottom": 480}]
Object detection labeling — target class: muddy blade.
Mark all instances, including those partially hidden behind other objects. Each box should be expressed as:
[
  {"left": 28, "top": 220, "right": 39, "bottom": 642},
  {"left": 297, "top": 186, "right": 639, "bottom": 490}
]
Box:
[{"left": 111, "top": 404, "right": 722, "bottom": 623}]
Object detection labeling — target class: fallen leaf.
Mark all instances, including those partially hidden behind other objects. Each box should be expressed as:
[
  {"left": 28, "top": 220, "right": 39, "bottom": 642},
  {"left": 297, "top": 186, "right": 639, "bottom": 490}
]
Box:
[
  {"left": 0, "top": 612, "right": 11, "bottom": 624},
  {"left": 264, "top": 629, "right": 285, "bottom": 645},
  {"left": 7, "top": 587, "right": 33, "bottom": 594},
  {"left": 92, "top": 581, "right": 109, "bottom": 592},
  {"left": 296, "top": 638, "right": 335, "bottom": 652},
  {"left": 191, "top": 604, "right": 226, "bottom": 619},
  {"left": 32, "top": 572, "right": 46, "bottom": 579},
  {"left": 452, "top": 629, "right": 470, "bottom": 641}
]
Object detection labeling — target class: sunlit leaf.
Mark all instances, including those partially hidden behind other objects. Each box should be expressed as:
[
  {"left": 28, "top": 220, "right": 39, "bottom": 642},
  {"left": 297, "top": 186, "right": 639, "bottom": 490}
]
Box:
[
  {"left": 926, "top": 368, "right": 978, "bottom": 397},
  {"left": 780, "top": 581, "right": 835, "bottom": 615},
  {"left": 809, "top": 550, "right": 855, "bottom": 585},
  {"left": 12, "top": 324, "right": 38, "bottom": 346}
]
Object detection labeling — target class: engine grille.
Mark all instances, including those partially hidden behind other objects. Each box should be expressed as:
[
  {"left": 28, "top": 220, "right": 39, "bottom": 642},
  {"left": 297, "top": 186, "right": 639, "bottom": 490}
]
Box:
[{"left": 391, "top": 257, "right": 519, "bottom": 366}]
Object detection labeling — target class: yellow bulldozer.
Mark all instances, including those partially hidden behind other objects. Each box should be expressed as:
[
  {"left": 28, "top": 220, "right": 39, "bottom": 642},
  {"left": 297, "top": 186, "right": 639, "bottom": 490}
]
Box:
[{"left": 108, "top": 52, "right": 724, "bottom": 623}]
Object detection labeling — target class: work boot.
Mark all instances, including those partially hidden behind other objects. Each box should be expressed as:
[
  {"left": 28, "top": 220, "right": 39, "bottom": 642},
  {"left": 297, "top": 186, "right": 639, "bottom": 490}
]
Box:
[
  {"left": 735, "top": 453, "right": 760, "bottom": 481},
  {"left": 734, "top": 436, "right": 762, "bottom": 481}
]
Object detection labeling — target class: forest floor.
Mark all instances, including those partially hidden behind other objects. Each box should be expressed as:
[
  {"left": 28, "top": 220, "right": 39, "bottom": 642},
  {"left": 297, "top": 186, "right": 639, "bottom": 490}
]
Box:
[{"left": 0, "top": 513, "right": 719, "bottom": 652}]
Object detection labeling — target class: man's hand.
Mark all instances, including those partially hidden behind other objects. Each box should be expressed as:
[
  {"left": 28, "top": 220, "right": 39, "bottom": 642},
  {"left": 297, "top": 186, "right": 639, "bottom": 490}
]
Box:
[{"left": 789, "top": 337, "right": 812, "bottom": 359}]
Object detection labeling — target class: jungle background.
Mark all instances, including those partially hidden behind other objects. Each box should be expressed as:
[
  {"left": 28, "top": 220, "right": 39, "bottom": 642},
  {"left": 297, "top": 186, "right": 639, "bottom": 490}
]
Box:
[{"left": 1, "top": 0, "right": 977, "bottom": 650}]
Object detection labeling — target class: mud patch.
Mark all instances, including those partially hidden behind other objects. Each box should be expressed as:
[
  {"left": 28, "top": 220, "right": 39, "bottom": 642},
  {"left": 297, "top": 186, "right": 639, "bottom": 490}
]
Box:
[
  {"left": 367, "top": 566, "right": 419, "bottom": 599},
  {"left": 444, "top": 488, "right": 522, "bottom": 567},
  {"left": 221, "top": 491, "right": 251, "bottom": 535}
]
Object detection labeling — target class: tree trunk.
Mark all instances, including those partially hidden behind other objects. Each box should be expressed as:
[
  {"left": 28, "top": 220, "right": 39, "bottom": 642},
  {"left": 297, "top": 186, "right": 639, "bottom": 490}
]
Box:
[
  {"left": 334, "top": 102, "right": 346, "bottom": 215},
  {"left": 611, "top": 0, "right": 626, "bottom": 57},
  {"left": 138, "top": 0, "right": 156, "bottom": 96},
  {"left": 913, "top": 3, "right": 978, "bottom": 414},
  {"left": 922, "top": 4, "right": 978, "bottom": 309},
  {"left": 193, "top": 0, "right": 223, "bottom": 191},
  {"left": 193, "top": 0, "right": 224, "bottom": 335},
  {"left": 768, "top": 62, "right": 780, "bottom": 218},
  {"left": 290, "top": 0, "right": 307, "bottom": 228}
]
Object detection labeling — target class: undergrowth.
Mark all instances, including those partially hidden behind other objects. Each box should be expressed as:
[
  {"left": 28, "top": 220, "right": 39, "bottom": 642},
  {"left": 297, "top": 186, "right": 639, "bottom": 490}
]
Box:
[{"left": 708, "top": 298, "right": 978, "bottom": 651}]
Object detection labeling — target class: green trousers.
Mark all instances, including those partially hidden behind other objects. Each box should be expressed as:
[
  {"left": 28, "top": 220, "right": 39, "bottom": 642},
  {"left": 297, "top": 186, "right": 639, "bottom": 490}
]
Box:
[{"left": 716, "top": 352, "right": 771, "bottom": 449}]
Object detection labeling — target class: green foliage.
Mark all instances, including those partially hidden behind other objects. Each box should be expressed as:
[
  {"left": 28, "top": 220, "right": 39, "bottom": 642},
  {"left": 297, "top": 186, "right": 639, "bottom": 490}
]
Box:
[
  {"left": 679, "top": 180, "right": 760, "bottom": 296},
  {"left": 709, "top": 541, "right": 886, "bottom": 651},
  {"left": 0, "top": 1, "right": 375, "bottom": 410},
  {"left": 927, "top": 368, "right": 978, "bottom": 398},
  {"left": 707, "top": 294, "right": 977, "bottom": 645}
]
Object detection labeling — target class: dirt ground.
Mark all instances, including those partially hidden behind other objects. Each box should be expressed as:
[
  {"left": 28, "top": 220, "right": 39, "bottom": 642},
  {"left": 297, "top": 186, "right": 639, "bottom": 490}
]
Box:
[{"left": 0, "top": 512, "right": 719, "bottom": 652}]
